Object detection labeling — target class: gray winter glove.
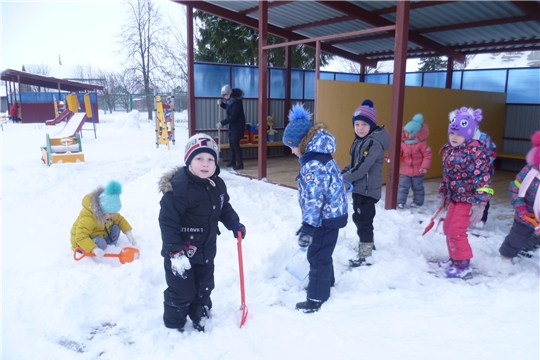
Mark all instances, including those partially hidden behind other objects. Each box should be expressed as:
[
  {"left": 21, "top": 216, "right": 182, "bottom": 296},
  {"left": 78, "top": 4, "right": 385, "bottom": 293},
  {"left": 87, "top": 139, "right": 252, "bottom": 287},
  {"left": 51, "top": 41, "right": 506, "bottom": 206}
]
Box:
[
  {"left": 216, "top": 122, "right": 222, "bottom": 129},
  {"left": 296, "top": 223, "right": 316, "bottom": 248},
  {"left": 170, "top": 251, "right": 191, "bottom": 279},
  {"left": 217, "top": 99, "right": 223, "bottom": 106}
]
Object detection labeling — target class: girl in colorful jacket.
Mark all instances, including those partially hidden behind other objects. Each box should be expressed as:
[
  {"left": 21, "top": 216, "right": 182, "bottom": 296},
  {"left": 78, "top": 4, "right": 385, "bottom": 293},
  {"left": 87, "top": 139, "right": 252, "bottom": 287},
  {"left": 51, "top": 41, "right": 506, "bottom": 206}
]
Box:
[
  {"left": 70, "top": 181, "right": 137, "bottom": 257},
  {"left": 283, "top": 104, "right": 348, "bottom": 313},
  {"left": 437, "top": 107, "right": 492, "bottom": 279},
  {"left": 397, "top": 114, "right": 432, "bottom": 208},
  {"left": 499, "top": 131, "right": 540, "bottom": 259}
]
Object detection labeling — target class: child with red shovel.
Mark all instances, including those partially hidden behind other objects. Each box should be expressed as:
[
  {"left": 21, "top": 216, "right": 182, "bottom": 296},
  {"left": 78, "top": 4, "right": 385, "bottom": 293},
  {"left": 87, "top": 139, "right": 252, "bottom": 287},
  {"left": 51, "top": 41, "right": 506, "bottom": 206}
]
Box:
[
  {"left": 71, "top": 180, "right": 138, "bottom": 260},
  {"left": 158, "top": 134, "right": 246, "bottom": 332},
  {"left": 436, "top": 107, "right": 492, "bottom": 279}
]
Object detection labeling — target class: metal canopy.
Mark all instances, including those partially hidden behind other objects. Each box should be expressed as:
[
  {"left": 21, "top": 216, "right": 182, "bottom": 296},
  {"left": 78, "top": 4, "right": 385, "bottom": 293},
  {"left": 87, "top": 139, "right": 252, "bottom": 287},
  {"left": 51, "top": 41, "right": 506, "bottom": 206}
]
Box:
[
  {"left": 1, "top": 69, "right": 103, "bottom": 92},
  {"left": 174, "top": 0, "right": 540, "bottom": 66}
]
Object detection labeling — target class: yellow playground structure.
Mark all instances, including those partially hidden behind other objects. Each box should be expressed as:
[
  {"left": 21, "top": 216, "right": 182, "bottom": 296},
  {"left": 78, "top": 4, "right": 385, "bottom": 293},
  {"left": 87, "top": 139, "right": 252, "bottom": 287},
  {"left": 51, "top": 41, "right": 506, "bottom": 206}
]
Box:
[
  {"left": 41, "top": 93, "right": 91, "bottom": 165},
  {"left": 155, "top": 95, "right": 176, "bottom": 149}
]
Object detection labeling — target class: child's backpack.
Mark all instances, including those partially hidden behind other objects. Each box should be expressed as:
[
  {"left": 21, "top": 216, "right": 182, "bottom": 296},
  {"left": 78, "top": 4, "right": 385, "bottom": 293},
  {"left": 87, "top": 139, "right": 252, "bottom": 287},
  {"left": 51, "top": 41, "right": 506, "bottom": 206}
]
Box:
[
  {"left": 518, "top": 167, "right": 540, "bottom": 230},
  {"left": 477, "top": 131, "right": 497, "bottom": 175}
]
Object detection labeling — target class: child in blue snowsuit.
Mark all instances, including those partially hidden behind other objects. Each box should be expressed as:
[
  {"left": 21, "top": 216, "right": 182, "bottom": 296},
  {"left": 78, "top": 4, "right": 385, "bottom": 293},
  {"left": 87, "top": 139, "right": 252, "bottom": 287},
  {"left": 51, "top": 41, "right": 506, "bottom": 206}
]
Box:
[{"left": 283, "top": 104, "right": 348, "bottom": 313}]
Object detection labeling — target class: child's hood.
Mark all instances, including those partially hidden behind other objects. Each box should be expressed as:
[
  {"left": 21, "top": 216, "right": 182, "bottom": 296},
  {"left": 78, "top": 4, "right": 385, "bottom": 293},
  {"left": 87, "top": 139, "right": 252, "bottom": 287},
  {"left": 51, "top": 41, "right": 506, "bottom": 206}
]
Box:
[
  {"left": 158, "top": 166, "right": 220, "bottom": 194},
  {"left": 82, "top": 186, "right": 107, "bottom": 224},
  {"left": 370, "top": 125, "right": 391, "bottom": 151},
  {"left": 158, "top": 166, "right": 182, "bottom": 194},
  {"left": 301, "top": 123, "right": 336, "bottom": 155}
]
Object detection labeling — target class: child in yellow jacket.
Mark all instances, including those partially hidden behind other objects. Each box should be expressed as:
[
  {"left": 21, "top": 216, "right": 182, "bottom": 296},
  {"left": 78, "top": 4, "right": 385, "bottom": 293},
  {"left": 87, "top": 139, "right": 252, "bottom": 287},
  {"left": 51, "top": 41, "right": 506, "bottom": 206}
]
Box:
[{"left": 70, "top": 180, "right": 137, "bottom": 257}]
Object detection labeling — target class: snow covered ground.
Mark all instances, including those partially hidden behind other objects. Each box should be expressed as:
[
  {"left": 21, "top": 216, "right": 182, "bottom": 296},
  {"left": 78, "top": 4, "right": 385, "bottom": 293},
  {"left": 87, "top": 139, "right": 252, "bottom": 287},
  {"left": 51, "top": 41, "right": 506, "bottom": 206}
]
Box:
[{"left": 2, "top": 111, "right": 538, "bottom": 360}]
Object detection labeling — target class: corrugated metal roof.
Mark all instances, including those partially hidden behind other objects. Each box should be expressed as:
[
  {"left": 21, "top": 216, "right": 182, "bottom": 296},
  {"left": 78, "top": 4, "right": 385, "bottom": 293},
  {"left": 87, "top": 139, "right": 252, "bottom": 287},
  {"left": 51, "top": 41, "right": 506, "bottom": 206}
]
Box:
[{"left": 177, "top": 0, "right": 540, "bottom": 65}]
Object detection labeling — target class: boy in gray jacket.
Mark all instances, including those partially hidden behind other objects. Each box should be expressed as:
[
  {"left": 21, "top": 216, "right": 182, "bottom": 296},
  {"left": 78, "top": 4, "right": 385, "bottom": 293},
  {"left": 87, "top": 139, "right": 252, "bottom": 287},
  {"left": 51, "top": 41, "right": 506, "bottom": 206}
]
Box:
[{"left": 342, "top": 99, "right": 390, "bottom": 267}]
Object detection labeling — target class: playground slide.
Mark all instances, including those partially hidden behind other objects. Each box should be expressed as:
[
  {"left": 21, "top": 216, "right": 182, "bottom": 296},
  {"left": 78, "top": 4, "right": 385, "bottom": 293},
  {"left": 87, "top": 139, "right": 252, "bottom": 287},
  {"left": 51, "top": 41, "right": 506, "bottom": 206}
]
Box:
[
  {"left": 54, "top": 112, "right": 87, "bottom": 138},
  {"left": 45, "top": 109, "right": 73, "bottom": 126}
]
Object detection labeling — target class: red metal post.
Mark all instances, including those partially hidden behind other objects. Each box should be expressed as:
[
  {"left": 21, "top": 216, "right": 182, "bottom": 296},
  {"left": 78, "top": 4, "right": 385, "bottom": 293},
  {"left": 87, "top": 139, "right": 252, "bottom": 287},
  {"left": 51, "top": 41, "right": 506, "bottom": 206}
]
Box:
[
  {"left": 385, "top": 0, "right": 410, "bottom": 210},
  {"left": 257, "top": 0, "right": 269, "bottom": 180}
]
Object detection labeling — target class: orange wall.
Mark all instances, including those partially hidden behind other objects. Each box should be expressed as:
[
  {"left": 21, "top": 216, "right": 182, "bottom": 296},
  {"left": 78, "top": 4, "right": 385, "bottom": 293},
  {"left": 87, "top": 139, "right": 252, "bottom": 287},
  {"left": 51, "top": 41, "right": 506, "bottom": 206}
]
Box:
[{"left": 316, "top": 80, "right": 506, "bottom": 181}]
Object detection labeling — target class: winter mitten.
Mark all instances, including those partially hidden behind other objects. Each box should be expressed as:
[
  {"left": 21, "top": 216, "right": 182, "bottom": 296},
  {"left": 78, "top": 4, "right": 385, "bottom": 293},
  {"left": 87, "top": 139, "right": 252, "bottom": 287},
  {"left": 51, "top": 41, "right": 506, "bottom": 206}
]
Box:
[
  {"left": 92, "top": 247, "right": 105, "bottom": 258},
  {"left": 515, "top": 203, "right": 528, "bottom": 220},
  {"left": 230, "top": 220, "right": 246, "bottom": 239},
  {"left": 216, "top": 121, "right": 222, "bottom": 129},
  {"left": 439, "top": 194, "right": 448, "bottom": 209},
  {"left": 296, "top": 223, "right": 316, "bottom": 248},
  {"left": 125, "top": 231, "right": 138, "bottom": 247},
  {"left": 170, "top": 251, "right": 191, "bottom": 279},
  {"left": 217, "top": 99, "right": 222, "bottom": 106},
  {"left": 469, "top": 203, "right": 485, "bottom": 224}
]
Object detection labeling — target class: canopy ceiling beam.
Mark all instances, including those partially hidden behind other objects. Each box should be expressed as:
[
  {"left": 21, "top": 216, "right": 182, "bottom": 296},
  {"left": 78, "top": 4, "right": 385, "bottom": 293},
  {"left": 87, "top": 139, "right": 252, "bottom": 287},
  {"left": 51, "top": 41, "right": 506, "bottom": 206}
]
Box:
[{"left": 316, "top": 0, "right": 466, "bottom": 63}]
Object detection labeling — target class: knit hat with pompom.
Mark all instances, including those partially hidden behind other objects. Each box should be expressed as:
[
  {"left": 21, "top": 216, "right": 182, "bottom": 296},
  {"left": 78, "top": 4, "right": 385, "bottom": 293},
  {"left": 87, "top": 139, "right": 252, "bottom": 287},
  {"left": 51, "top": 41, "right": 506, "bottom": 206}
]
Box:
[
  {"left": 404, "top": 113, "right": 424, "bottom": 137},
  {"left": 352, "top": 99, "right": 377, "bottom": 133},
  {"left": 99, "top": 180, "right": 122, "bottom": 213},
  {"left": 526, "top": 131, "right": 540, "bottom": 169},
  {"left": 283, "top": 103, "right": 312, "bottom": 148}
]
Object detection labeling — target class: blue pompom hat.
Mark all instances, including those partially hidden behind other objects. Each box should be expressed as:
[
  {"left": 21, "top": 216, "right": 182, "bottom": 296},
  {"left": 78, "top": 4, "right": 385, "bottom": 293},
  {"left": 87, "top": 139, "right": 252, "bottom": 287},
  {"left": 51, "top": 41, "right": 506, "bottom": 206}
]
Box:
[
  {"left": 283, "top": 103, "right": 313, "bottom": 148},
  {"left": 99, "top": 180, "right": 122, "bottom": 213},
  {"left": 404, "top": 114, "right": 423, "bottom": 137}
]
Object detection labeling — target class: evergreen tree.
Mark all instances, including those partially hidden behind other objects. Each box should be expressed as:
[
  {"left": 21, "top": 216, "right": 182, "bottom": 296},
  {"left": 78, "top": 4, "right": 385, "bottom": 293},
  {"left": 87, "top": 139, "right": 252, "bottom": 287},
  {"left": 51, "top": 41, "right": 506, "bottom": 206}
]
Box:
[
  {"left": 194, "top": 12, "right": 332, "bottom": 69},
  {"left": 418, "top": 57, "right": 447, "bottom": 71}
]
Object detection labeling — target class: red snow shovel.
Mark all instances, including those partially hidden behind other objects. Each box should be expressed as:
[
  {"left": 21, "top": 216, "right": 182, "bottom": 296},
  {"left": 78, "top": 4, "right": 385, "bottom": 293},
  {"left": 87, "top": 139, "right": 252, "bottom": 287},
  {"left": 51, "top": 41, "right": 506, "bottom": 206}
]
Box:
[
  {"left": 422, "top": 205, "right": 445, "bottom": 236},
  {"left": 236, "top": 230, "right": 248, "bottom": 328},
  {"left": 73, "top": 247, "right": 140, "bottom": 264}
]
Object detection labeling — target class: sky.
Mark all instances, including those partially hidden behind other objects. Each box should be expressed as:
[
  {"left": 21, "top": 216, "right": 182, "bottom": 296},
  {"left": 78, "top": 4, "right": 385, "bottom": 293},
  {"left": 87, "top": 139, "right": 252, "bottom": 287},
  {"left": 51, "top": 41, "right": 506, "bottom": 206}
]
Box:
[
  {"left": 1, "top": 0, "right": 184, "bottom": 72},
  {"left": 1, "top": 110, "right": 539, "bottom": 359}
]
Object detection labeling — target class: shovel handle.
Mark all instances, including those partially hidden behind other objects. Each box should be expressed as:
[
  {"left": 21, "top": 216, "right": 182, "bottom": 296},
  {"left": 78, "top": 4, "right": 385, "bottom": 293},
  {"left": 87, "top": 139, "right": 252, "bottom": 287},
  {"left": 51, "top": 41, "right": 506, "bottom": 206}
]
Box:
[
  {"left": 74, "top": 247, "right": 120, "bottom": 261},
  {"left": 73, "top": 247, "right": 139, "bottom": 264},
  {"left": 237, "top": 230, "right": 248, "bottom": 328}
]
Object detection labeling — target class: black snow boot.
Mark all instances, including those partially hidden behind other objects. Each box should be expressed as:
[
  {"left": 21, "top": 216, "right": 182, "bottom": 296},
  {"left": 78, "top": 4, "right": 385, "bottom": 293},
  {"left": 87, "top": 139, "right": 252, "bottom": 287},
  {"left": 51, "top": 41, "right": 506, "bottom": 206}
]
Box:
[
  {"left": 189, "top": 304, "right": 210, "bottom": 332},
  {"left": 295, "top": 299, "right": 322, "bottom": 313}
]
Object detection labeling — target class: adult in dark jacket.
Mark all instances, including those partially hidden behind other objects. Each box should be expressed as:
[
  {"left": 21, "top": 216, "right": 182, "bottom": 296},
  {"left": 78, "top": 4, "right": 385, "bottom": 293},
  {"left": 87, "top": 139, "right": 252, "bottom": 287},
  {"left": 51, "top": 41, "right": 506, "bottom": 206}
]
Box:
[
  {"left": 158, "top": 133, "right": 246, "bottom": 332},
  {"left": 217, "top": 85, "right": 246, "bottom": 170}
]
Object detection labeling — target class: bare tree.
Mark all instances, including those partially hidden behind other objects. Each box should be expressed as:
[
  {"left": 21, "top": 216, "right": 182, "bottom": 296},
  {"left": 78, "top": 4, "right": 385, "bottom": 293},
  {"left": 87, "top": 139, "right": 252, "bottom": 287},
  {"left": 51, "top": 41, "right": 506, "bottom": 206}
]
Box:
[
  {"left": 335, "top": 58, "right": 393, "bottom": 74},
  {"left": 156, "top": 7, "right": 188, "bottom": 93},
  {"left": 117, "top": 0, "right": 167, "bottom": 119},
  {"left": 23, "top": 63, "right": 51, "bottom": 92}
]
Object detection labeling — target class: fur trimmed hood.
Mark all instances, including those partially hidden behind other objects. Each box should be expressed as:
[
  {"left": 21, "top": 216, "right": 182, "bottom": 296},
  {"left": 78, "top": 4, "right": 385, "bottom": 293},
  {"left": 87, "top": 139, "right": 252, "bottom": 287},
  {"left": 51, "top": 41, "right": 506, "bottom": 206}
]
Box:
[
  {"left": 158, "top": 166, "right": 182, "bottom": 194},
  {"left": 83, "top": 186, "right": 107, "bottom": 224}
]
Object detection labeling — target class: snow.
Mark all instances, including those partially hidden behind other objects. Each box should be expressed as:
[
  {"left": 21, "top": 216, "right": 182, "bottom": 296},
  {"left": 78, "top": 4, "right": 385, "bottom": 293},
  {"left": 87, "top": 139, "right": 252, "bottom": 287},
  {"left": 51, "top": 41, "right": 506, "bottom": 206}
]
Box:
[{"left": 2, "top": 111, "right": 539, "bottom": 360}]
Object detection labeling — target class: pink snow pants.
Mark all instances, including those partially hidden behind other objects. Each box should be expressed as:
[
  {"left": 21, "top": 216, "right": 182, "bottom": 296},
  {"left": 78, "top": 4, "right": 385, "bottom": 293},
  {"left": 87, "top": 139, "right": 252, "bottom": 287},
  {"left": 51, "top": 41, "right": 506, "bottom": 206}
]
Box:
[{"left": 442, "top": 202, "right": 473, "bottom": 261}]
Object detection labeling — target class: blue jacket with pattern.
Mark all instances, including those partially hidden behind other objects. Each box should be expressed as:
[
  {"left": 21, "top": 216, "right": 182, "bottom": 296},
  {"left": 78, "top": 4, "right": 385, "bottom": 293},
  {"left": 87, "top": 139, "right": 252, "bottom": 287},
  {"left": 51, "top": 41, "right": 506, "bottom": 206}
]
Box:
[{"left": 296, "top": 124, "right": 348, "bottom": 229}]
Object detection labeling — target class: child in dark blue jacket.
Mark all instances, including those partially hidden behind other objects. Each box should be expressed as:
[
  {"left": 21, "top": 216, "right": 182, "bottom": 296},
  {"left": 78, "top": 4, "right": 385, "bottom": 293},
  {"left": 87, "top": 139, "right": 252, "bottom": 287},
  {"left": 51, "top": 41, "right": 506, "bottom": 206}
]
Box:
[
  {"left": 158, "top": 134, "right": 246, "bottom": 332},
  {"left": 283, "top": 104, "right": 348, "bottom": 313}
]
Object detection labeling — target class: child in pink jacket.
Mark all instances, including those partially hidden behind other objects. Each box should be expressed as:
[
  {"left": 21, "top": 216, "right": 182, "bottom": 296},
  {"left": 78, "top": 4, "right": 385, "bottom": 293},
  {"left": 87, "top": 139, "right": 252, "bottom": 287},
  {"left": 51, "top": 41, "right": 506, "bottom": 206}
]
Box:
[
  {"left": 397, "top": 114, "right": 432, "bottom": 209},
  {"left": 438, "top": 107, "right": 493, "bottom": 279}
]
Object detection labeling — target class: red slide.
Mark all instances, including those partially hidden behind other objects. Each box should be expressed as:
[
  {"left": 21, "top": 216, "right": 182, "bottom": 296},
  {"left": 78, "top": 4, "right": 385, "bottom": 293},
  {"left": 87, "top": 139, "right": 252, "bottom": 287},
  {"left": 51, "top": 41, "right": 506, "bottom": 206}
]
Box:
[{"left": 45, "top": 109, "right": 73, "bottom": 126}]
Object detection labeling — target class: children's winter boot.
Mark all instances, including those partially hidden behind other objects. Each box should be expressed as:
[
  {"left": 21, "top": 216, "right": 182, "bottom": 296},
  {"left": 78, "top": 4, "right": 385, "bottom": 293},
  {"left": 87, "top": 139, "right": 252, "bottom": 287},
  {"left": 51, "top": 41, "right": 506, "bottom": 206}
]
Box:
[
  {"left": 349, "top": 242, "right": 374, "bottom": 267},
  {"left": 445, "top": 259, "right": 472, "bottom": 279},
  {"left": 295, "top": 299, "right": 322, "bottom": 313},
  {"left": 189, "top": 304, "right": 210, "bottom": 332},
  {"left": 437, "top": 259, "right": 454, "bottom": 269}
]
